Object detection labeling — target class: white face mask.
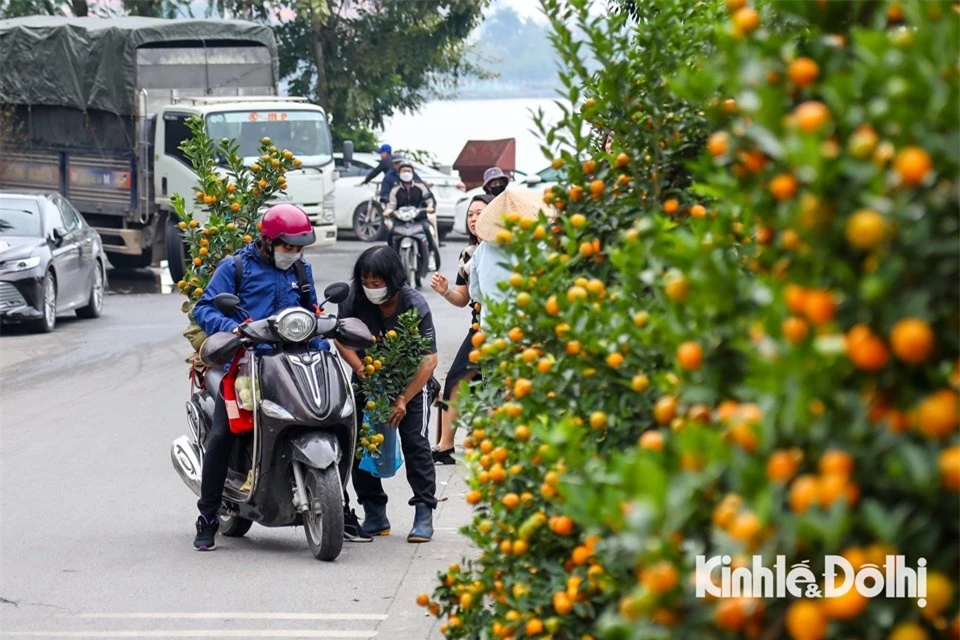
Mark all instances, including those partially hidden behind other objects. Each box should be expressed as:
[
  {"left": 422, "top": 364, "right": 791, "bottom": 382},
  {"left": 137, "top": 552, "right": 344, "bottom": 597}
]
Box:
[
  {"left": 363, "top": 285, "right": 390, "bottom": 305},
  {"left": 399, "top": 171, "right": 414, "bottom": 183},
  {"left": 274, "top": 250, "right": 301, "bottom": 270}
]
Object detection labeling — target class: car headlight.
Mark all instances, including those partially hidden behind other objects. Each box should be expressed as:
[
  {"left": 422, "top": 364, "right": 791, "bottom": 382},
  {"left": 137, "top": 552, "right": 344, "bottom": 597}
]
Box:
[
  {"left": 0, "top": 256, "right": 41, "bottom": 274},
  {"left": 276, "top": 308, "right": 315, "bottom": 342}
]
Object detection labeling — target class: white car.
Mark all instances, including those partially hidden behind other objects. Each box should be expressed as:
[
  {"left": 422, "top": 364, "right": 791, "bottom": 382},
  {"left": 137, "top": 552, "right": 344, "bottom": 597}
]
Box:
[
  {"left": 453, "top": 166, "right": 562, "bottom": 235},
  {"left": 333, "top": 153, "right": 464, "bottom": 241}
]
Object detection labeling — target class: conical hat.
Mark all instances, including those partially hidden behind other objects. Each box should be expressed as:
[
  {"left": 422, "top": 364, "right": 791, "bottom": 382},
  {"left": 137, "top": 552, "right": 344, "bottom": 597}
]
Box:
[{"left": 475, "top": 189, "right": 554, "bottom": 242}]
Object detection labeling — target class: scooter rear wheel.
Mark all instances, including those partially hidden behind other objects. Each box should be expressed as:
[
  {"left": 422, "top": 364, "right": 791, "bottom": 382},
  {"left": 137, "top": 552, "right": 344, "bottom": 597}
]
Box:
[
  {"left": 303, "top": 467, "right": 344, "bottom": 561},
  {"left": 219, "top": 514, "right": 253, "bottom": 537}
]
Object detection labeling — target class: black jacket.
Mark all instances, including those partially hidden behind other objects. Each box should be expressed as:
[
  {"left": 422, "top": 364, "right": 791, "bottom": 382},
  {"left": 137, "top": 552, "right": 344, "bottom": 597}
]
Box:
[
  {"left": 385, "top": 182, "right": 435, "bottom": 216},
  {"left": 361, "top": 157, "right": 393, "bottom": 185}
]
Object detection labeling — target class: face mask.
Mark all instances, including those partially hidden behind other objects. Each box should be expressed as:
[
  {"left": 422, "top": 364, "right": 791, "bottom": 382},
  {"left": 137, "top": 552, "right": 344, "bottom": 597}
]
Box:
[
  {"left": 363, "top": 285, "right": 390, "bottom": 305},
  {"left": 274, "top": 250, "right": 301, "bottom": 270},
  {"left": 489, "top": 183, "right": 506, "bottom": 196},
  {"left": 399, "top": 171, "right": 414, "bottom": 183}
]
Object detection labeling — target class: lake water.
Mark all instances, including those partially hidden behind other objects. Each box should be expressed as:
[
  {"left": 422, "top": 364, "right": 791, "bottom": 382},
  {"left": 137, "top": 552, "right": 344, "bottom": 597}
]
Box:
[{"left": 379, "top": 97, "right": 568, "bottom": 175}]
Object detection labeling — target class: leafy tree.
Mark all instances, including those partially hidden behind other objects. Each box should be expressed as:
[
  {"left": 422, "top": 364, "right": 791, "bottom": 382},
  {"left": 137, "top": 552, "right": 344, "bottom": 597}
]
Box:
[
  {"left": 207, "top": 0, "right": 489, "bottom": 148},
  {"left": 0, "top": 0, "right": 76, "bottom": 16}
]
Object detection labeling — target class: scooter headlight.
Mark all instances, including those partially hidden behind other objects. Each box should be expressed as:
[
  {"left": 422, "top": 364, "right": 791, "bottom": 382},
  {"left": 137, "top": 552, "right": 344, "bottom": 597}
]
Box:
[
  {"left": 276, "top": 308, "right": 316, "bottom": 342},
  {"left": 395, "top": 206, "right": 417, "bottom": 222}
]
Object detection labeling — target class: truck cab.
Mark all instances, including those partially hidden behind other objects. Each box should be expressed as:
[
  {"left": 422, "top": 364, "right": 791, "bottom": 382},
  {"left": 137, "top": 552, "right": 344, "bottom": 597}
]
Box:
[
  {"left": 155, "top": 97, "right": 338, "bottom": 246},
  {"left": 0, "top": 17, "right": 339, "bottom": 283}
]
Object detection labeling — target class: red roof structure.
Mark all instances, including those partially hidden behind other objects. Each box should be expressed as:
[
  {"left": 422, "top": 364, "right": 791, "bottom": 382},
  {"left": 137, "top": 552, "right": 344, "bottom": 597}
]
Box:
[{"left": 453, "top": 138, "right": 516, "bottom": 190}]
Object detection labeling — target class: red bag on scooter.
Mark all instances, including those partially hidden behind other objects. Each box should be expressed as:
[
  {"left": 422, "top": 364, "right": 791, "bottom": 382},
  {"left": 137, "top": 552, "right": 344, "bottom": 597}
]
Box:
[{"left": 221, "top": 350, "right": 254, "bottom": 434}]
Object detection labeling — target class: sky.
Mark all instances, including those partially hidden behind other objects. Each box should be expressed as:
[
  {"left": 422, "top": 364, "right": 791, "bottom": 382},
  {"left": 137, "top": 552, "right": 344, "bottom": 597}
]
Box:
[{"left": 498, "top": 0, "right": 548, "bottom": 23}]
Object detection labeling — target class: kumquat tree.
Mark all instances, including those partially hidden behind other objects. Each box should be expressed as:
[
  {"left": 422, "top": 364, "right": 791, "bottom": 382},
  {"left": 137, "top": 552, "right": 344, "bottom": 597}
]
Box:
[
  {"left": 423, "top": 1, "right": 959, "bottom": 639},
  {"left": 172, "top": 116, "right": 301, "bottom": 315}
]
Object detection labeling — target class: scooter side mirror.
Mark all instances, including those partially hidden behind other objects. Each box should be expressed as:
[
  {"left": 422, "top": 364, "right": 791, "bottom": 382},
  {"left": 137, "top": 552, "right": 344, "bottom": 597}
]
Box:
[
  {"left": 214, "top": 293, "right": 241, "bottom": 315},
  {"left": 324, "top": 282, "right": 350, "bottom": 304},
  {"left": 336, "top": 317, "right": 375, "bottom": 350},
  {"left": 199, "top": 331, "right": 242, "bottom": 367}
]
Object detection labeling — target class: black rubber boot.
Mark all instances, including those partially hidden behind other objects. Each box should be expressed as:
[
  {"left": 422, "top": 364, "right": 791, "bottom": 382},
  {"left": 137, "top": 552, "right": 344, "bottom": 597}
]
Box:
[
  {"left": 407, "top": 503, "right": 433, "bottom": 543},
  {"left": 361, "top": 502, "right": 391, "bottom": 537}
]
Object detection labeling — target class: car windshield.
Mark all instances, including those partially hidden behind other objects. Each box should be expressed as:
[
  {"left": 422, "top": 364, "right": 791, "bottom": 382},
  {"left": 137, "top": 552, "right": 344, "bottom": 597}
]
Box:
[
  {"left": 0, "top": 199, "right": 42, "bottom": 237},
  {"left": 206, "top": 110, "right": 333, "bottom": 165}
]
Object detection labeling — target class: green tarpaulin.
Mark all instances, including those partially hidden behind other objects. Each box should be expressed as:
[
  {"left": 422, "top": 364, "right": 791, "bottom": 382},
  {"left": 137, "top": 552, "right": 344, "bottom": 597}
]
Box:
[{"left": 0, "top": 16, "right": 278, "bottom": 116}]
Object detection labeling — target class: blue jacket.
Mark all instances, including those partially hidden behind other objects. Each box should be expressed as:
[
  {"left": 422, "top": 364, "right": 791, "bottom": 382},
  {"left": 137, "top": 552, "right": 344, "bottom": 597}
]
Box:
[{"left": 193, "top": 242, "right": 329, "bottom": 351}]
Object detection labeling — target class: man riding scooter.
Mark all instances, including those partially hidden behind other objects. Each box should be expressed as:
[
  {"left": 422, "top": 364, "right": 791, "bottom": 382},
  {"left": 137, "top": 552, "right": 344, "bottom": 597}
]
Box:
[
  {"left": 377, "top": 154, "right": 422, "bottom": 204},
  {"left": 384, "top": 160, "right": 441, "bottom": 271},
  {"left": 189, "top": 204, "right": 352, "bottom": 550}
]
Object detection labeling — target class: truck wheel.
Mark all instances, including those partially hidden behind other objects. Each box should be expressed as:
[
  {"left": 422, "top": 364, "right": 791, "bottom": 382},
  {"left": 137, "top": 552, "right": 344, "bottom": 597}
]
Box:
[{"left": 166, "top": 217, "right": 188, "bottom": 283}]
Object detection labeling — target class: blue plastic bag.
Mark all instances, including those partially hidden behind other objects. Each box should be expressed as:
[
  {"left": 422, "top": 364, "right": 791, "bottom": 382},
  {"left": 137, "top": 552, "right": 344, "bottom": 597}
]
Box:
[{"left": 359, "top": 412, "right": 403, "bottom": 478}]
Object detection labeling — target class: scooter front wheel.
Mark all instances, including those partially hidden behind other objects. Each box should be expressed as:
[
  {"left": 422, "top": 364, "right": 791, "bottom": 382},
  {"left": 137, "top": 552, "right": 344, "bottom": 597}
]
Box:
[{"left": 303, "top": 467, "right": 344, "bottom": 561}]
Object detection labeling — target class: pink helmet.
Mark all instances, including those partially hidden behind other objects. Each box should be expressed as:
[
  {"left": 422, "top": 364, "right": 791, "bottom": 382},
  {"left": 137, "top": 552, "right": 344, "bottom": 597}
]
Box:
[{"left": 260, "top": 204, "right": 316, "bottom": 246}]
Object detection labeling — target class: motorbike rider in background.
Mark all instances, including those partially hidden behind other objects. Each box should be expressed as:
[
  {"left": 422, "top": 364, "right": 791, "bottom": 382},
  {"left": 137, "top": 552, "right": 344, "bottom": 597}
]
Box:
[
  {"left": 378, "top": 154, "right": 422, "bottom": 204},
  {"left": 481, "top": 166, "right": 510, "bottom": 197},
  {"left": 384, "top": 160, "right": 440, "bottom": 271},
  {"left": 360, "top": 143, "right": 394, "bottom": 187}
]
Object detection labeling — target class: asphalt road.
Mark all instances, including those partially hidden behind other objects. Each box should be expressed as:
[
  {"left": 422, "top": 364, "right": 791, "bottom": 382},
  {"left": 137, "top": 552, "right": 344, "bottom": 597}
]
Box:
[{"left": 0, "top": 238, "right": 475, "bottom": 639}]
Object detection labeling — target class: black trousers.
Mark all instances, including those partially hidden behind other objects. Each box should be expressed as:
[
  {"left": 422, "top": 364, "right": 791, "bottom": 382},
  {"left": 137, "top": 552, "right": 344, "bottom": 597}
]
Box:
[
  {"left": 347, "top": 388, "right": 437, "bottom": 510},
  {"left": 197, "top": 396, "right": 234, "bottom": 518}
]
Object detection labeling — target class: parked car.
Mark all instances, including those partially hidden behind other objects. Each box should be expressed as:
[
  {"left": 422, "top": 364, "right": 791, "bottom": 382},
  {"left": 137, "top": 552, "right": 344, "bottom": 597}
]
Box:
[
  {"left": 334, "top": 153, "right": 463, "bottom": 241},
  {"left": 0, "top": 191, "right": 106, "bottom": 333},
  {"left": 453, "top": 166, "right": 561, "bottom": 235}
]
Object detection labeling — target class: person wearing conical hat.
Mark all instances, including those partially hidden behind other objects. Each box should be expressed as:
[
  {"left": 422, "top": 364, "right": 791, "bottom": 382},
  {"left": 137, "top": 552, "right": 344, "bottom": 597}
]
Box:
[{"left": 469, "top": 189, "right": 554, "bottom": 331}]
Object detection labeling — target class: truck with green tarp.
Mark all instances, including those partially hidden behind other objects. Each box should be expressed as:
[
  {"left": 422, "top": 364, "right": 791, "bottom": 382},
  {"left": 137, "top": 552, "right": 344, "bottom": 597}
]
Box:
[{"left": 0, "top": 17, "right": 340, "bottom": 281}]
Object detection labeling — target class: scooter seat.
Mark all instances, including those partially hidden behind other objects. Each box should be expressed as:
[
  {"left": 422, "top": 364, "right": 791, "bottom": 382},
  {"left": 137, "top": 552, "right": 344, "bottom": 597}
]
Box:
[{"left": 204, "top": 367, "right": 226, "bottom": 401}]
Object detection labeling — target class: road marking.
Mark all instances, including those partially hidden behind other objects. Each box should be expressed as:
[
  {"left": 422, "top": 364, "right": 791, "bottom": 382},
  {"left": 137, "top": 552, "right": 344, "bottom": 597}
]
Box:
[
  {"left": 72, "top": 614, "right": 387, "bottom": 621},
  {"left": 6, "top": 631, "right": 376, "bottom": 638}
]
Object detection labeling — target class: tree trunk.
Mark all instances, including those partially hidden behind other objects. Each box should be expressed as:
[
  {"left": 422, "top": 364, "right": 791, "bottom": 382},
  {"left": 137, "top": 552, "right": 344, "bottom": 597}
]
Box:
[
  {"left": 307, "top": 1, "right": 330, "bottom": 110},
  {"left": 72, "top": 0, "right": 88, "bottom": 16}
]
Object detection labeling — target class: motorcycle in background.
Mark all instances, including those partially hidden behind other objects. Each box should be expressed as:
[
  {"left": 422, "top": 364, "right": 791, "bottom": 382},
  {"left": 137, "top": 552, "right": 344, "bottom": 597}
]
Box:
[
  {"left": 171, "top": 283, "right": 374, "bottom": 561},
  {"left": 390, "top": 205, "right": 431, "bottom": 288}
]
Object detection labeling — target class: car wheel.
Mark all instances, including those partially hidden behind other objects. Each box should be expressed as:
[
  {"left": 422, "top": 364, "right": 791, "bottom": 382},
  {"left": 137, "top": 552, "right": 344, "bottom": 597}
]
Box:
[
  {"left": 31, "top": 272, "right": 57, "bottom": 333},
  {"left": 76, "top": 259, "right": 104, "bottom": 319},
  {"left": 353, "top": 202, "right": 386, "bottom": 242}
]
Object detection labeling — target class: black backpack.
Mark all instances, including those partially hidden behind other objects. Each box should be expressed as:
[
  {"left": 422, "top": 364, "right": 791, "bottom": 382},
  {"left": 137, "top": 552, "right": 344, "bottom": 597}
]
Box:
[{"left": 233, "top": 254, "right": 313, "bottom": 309}]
